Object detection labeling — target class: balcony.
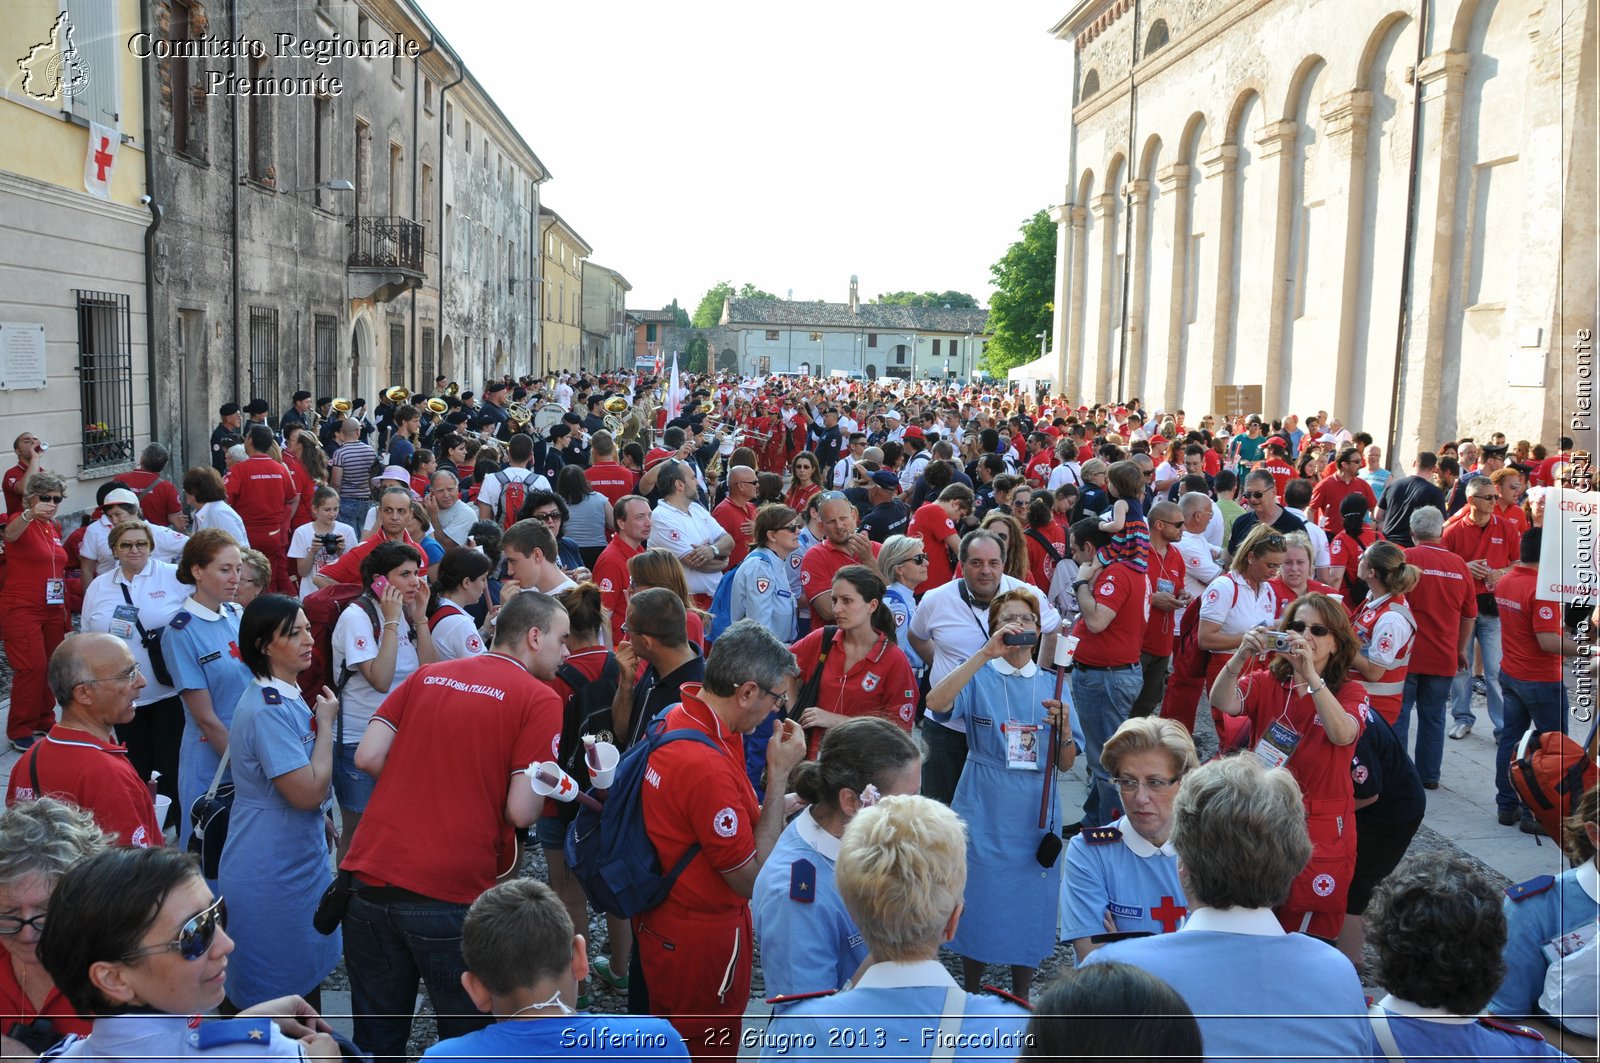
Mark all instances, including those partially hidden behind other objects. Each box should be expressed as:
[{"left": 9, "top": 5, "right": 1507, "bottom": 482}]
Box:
[{"left": 347, "top": 216, "right": 425, "bottom": 303}]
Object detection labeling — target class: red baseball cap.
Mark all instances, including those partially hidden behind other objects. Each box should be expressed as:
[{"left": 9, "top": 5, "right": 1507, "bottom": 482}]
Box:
[{"left": 903, "top": 426, "right": 926, "bottom": 440}]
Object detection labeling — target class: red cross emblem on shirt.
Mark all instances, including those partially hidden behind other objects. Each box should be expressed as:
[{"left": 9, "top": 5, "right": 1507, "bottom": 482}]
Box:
[
  {"left": 228, "top": 641, "right": 241, "bottom": 660},
  {"left": 1151, "top": 895, "right": 1188, "bottom": 933}
]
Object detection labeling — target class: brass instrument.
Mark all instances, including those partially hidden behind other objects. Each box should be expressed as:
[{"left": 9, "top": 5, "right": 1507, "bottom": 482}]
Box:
[
  {"left": 602, "top": 395, "right": 632, "bottom": 435},
  {"left": 424, "top": 397, "right": 448, "bottom": 415},
  {"left": 507, "top": 402, "right": 533, "bottom": 428},
  {"left": 384, "top": 385, "right": 411, "bottom": 403},
  {"left": 330, "top": 397, "right": 353, "bottom": 414},
  {"left": 444, "top": 382, "right": 461, "bottom": 398}
]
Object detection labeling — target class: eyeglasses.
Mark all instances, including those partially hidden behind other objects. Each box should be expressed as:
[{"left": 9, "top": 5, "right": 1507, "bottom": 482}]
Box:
[
  {"left": 1113, "top": 775, "right": 1182, "bottom": 794},
  {"left": 122, "top": 897, "right": 227, "bottom": 963},
  {"left": 115, "top": 541, "right": 153, "bottom": 550},
  {"left": 35, "top": 495, "right": 64, "bottom": 503},
  {"left": 1243, "top": 491, "right": 1269, "bottom": 500},
  {"left": 84, "top": 663, "right": 143, "bottom": 686},
  {"left": 531, "top": 511, "right": 562, "bottom": 524},
  {"left": 997, "top": 614, "right": 1039, "bottom": 627},
  {"left": 1285, "top": 620, "right": 1332, "bottom": 638},
  {"left": 1263, "top": 535, "right": 1287, "bottom": 548},
  {"left": 1011, "top": 499, "right": 1030, "bottom": 509},
  {"left": 620, "top": 623, "right": 670, "bottom": 640},
  {"left": 909, "top": 553, "right": 928, "bottom": 564},
  {"left": 1470, "top": 493, "right": 1496, "bottom": 502},
  {"left": 0, "top": 912, "right": 47, "bottom": 936},
  {"left": 758, "top": 685, "right": 791, "bottom": 714}
]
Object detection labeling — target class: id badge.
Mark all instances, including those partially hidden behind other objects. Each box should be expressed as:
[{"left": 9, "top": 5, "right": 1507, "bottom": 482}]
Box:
[
  {"left": 1252, "top": 720, "right": 1301, "bottom": 770},
  {"left": 109, "top": 602, "right": 140, "bottom": 639},
  {"left": 1006, "top": 723, "right": 1042, "bottom": 770},
  {"left": 1156, "top": 577, "right": 1175, "bottom": 595},
  {"left": 45, "top": 578, "right": 66, "bottom": 606}
]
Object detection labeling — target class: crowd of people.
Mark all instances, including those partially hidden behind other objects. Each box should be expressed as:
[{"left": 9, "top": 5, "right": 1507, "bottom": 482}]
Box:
[{"left": 0, "top": 369, "right": 1595, "bottom": 1061}]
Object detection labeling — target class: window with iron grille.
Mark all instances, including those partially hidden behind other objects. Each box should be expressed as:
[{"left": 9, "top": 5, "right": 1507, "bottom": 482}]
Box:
[
  {"left": 389, "top": 324, "right": 405, "bottom": 386},
  {"left": 314, "top": 314, "right": 337, "bottom": 399},
  {"left": 421, "top": 328, "right": 436, "bottom": 389},
  {"left": 76, "top": 291, "right": 135, "bottom": 471},
  {"left": 248, "top": 306, "right": 279, "bottom": 405}
]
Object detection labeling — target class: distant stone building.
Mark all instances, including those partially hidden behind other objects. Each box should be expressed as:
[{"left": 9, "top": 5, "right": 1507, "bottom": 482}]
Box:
[
  {"left": 626, "top": 307, "right": 677, "bottom": 369},
  {"left": 582, "top": 262, "right": 631, "bottom": 372},
  {"left": 720, "top": 278, "right": 989, "bottom": 381},
  {"left": 539, "top": 205, "right": 589, "bottom": 375},
  {"left": 1049, "top": 0, "right": 1596, "bottom": 451}
]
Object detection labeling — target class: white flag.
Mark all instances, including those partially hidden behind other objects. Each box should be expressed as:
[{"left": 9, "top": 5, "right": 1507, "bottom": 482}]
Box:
[
  {"left": 84, "top": 121, "right": 118, "bottom": 200},
  {"left": 665, "top": 352, "right": 682, "bottom": 424}
]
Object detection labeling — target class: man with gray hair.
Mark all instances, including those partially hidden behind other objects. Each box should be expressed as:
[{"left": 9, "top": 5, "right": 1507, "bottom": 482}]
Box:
[
  {"left": 5, "top": 634, "right": 162, "bottom": 847},
  {"left": 1400, "top": 506, "right": 1478, "bottom": 788},
  {"left": 1085, "top": 757, "right": 1376, "bottom": 1061},
  {"left": 633, "top": 619, "right": 806, "bottom": 1059},
  {"left": 425, "top": 468, "right": 476, "bottom": 549},
  {"left": 119, "top": 441, "right": 186, "bottom": 531}
]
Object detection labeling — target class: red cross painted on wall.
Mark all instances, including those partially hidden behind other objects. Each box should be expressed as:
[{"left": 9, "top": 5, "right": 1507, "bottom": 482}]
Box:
[
  {"left": 1151, "top": 895, "right": 1188, "bottom": 933},
  {"left": 92, "top": 136, "right": 113, "bottom": 181}
]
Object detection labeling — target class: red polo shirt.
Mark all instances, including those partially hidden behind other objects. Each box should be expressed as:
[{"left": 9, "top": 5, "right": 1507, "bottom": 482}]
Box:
[
  {"left": 1141, "top": 542, "right": 1186, "bottom": 656},
  {"left": 1440, "top": 512, "right": 1519, "bottom": 595},
  {"left": 1071, "top": 560, "right": 1148, "bottom": 667},
  {"left": 6, "top": 727, "right": 163, "bottom": 848},
  {"left": 2, "top": 463, "right": 28, "bottom": 518},
  {"left": 314, "top": 529, "right": 429, "bottom": 584},
  {"left": 225, "top": 455, "right": 296, "bottom": 530},
  {"left": 640, "top": 686, "right": 759, "bottom": 915},
  {"left": 910, "top": 502, "right": 960, "bottom": 590},
  {"left": 117, "top": 470, "right": 184, "bottom": 528},
  {"left": 1259, "top": 459, "right": 1296, "bottom": 502},
  {"left": 1024, "top": 450, "right": 1054, "bottom": 487},
  {"left": 800, "top": 538, "right": 880, "bottom": 606},
  {"left": 712, "top": 497, "right": 757, "bottom": 567},
  {"left": 585, "top": 460, "right": 637, "bottom": 507},
  {"left": 593, "top": 535, "right": 643, "bottom": 645},
  {"left": 790, "top": 628, "right": 917, "bottom": 757},
  {"left": 1309, "top": 475, "right": 1376, "bottom": 531},
  {"left": 1495, "top": 566, "right": 1564, "bottom": 683},
  {"left": 1403, "top": 542, "right": 1478, "bottom": 676}
]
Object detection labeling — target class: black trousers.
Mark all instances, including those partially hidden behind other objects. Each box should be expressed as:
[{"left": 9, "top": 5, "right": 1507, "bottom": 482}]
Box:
[{"left": 119, "top": 694, "right": 184, "bottom": 829}]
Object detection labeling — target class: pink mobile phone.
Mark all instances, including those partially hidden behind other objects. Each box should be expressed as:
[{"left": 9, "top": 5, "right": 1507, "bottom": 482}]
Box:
[{"left": 372, "top": 575, "right": 391, "bottom": 598}]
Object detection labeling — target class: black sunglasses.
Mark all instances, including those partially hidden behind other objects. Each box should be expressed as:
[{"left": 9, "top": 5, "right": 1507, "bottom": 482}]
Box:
[
  {"left": 123, "top": 896, "right": 227, "bottom": 963},
  {"left": 1285, "top": 620, "right": 1332, "bottom": 638},
  {"left": 35, "top": 494, "right": 64, "bottom": 503},
  {"left": 1243, "top": 491, "right": 1269, "bottom": 500}
]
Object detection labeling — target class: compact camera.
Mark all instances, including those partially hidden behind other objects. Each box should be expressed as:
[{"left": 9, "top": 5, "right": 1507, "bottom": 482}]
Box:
[
  {"left": 1271, "top": 631, "right": 1293, "bottom": 652},
  {"left": 317, "top": 532, "right": 344, "bottom": 554}
]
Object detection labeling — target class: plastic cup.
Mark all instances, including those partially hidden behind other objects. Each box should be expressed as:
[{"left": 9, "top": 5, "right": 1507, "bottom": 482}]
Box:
[
  {"left": 588, "top": 742, "right": 620, "bottom": 789},
  {"left": 529, "top": 761, "right": 579, "bottom": 801},
  {"left": 153, "top": 793, "right": 171, "bottom": 827}
]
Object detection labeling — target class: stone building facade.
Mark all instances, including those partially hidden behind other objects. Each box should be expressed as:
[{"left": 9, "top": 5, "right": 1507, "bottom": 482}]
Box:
[
  {"left": 539, "top": 205, "right": 589, "bottom": 376},
  {"left": 1049, "top": 0, "right": 1596, "bottom": 454},
  {"left": 143, "top": 0, "right": 547, "bottom": 471},
  {"left": 582, "top": 262, "right": 631, "bottom": 372}
]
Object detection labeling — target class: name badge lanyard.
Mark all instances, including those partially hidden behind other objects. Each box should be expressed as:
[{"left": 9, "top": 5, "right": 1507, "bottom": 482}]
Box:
[
  {"left": 1001, "top": 670, "right": 1042, "bottom": 774},
  {"left": 40, "top": 519, "right": 65, "bottom": 606},
  {"left": 1252, "top": 682, "right": 1306, "bottom": 772}
]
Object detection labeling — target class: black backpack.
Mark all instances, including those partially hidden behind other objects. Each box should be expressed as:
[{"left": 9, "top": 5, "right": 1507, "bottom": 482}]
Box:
[{"left": 552, "top": 654, "right": 622, "bottom": 823}]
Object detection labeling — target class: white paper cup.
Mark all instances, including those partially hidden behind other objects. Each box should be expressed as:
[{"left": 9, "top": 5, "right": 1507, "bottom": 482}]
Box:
[
  {"left": 529, "top": 761, "right": 580, "bottom": 802},
  {"left": 587, "top": 742, "right": 620, "bottom": 789},
  {"left": 153, "top": 793, "right": 172, "bottom": 825}
]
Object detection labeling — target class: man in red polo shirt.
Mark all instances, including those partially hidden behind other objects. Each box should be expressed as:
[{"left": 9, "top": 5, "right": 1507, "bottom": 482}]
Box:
[
  {"left": 1401, "top": 506, "right": 1477, "bottom": 788},
  {"left": 342, "top": 590, "right": 566, "bottom": 1059},
  {"left": 595, "top": 495, "right": 651, "bottom": 645},
  {"left": 801, "top": 494, "right": 880, "bottom": 623},
  {"left": 6, "top": 634, "right": 163, "bottom": 848},
  {"left": 3, "top": 431, "right": 45, "bottom": 519},
  {"left": 584, "top": 430, "right": 636, "bottom": 506},
  {"left": 1440, "top": 474, "right": 1519, "bottom": 739},
  {"left": 312, "top": 485, "right": 430, "bottom": 587},
  {"left": 1067, "top": 519, "right": 1150, "bottom": 827},
  {"left": 1309, "top": 447, "right": 1376, "bottom": 531},
  {"left": 1492, "top": 528, "right": 1585, "bottom": 829},
  {"left": 712, "top": 465, "right": 759, "bottom": 567},
  {"left": 225, "top": 425, "right": 298, "bottom": 593},
  {"left": 1258, "top": 438, "right": 1297, "bottom": 502},
  {"left": 117, "top": 442, "right": 186, "bottom": 531},
  {"left": 1023, "top": 432, "right": 1056, "bottom": 487},
  {"left": 910, "top": 484, "right": 973, "bottom": 593},
  {"left": 636, "top": 622, "right": 807, "bottom": 1059},
  {"left": 1130, "top": 501, "right": 1189, "bottom": 719}
]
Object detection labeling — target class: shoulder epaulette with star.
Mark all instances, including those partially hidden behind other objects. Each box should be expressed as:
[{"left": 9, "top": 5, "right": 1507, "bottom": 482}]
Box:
[
  {"left": 1082, "top": 825, "right": 1122, "bottom": 845},
  {"left": 789, "top": 858, "right": 816, "bottom": 904},
  {"left": 169, "top": 611, "right": 192, "bottom": 630},
  {"left": 1505, "top": 874, "right": 1555, "bottom": 902},
  {"left": 261, "top": 687, "right": 283, "bottom": 705},
  {"left": 196, "top": 1018, "right": 274, "bottom": 1050},
  {"left": 1477, "top": 1016, "right": 1545, "bottom": 1041},
  {"left": 981, "top": 984, "right": 1033, "bottom": 1010}
]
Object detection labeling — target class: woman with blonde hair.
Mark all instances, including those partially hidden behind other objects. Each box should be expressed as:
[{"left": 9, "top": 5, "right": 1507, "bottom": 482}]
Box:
[
  {"left": 1348, "top": 540, "right": 1421, "bottom": 726},
  {"left": 235, "top": 547, "right": 272, "bottom": 608},
  {"left": 978, "top": 511, "right": 1029, "bottom": 581},
  {"left": 627, "top": 546, "right": 707, "bottom": 650},
  {"left": 1268, "top": 530, "right": 1336, "bottom": 615}
]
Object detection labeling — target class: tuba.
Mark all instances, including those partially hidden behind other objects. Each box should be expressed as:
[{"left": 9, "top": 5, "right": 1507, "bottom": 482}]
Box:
[
  {"left": 507, "top": 403, "right": 533, "bottom": 429},
  {"left": 330, "top": 397, "right": 353, "bottom": 414},
  {"left": 424, "top": 397, "right": 448, "bottom": 415},
  {"left": 602, "top": 395, "right": 631, "bottom": 434},
  {"left": 443, "top": 381, "right": 461, "bottom": 399},
  {"left": 384, "top": 385, "right": 411, "bottom": 404}
]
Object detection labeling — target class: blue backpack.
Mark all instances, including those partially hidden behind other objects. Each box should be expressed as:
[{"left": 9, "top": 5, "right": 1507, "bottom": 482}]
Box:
[
  {"left": 564, "top": 716, "right": 720, "bottom": 918},
  {"left": 706, "top": 558, "right": 743, "bottom": 642}
]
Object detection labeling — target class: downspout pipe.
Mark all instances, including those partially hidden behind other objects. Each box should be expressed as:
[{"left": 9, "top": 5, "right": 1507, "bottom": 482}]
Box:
[
  {"left": 229, "top": 0, "right": 243, "bottom": 402},
  {"left": 410, "top": 28, "right": 435, "bottom": 389},
  {"left": 139, "top": 0, "right": 163, "bottom": 466},
  {"left": 437, "top": 60, "right": 465, "bottom": 381},
  {"left": 1386, "top": 0, "right": 1430, "bottom": 464}
]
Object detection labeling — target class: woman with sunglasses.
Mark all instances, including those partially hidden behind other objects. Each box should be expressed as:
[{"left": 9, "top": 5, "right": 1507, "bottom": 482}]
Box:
[
  {"left": 0, "top": 799, "right": 110, "bottom": 1054},
  {"left": 926, "top": 589, "right": 1072, "bottom": 998},
  {"left": 876, "top": 535, "right": 928, "bottom": 673},
  {"left": 2, "top": 473, "right": 71, "bottom": 753},
  {"left": 1210, "top": 592, "right": 1366, "bottom": 941},
  {"left": 218, "top": 594, "right": 342, "bottom": 1013},
  {"left": 36, "top": 846, "right": 340, "bottom": 1061},
  {"left": 730, "top": 504, "right": 801, "bottom": 643},
  {"left": 82, "top": 519, "right": 190, "bottom": 831},
  {"left": 784, "top": 451, "right": 823, "bottom": 515}
]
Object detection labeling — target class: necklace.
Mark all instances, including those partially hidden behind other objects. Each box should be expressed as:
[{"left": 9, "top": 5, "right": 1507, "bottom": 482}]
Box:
[{"left": 503, "top": 989, "right": 574, "bottom": 1019}]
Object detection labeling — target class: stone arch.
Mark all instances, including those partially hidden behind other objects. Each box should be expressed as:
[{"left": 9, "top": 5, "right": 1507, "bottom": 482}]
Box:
[
  {"left": 1224, "top": 84, "right": 1268, "bottom": 145},
  {"left": 349, "top": 308, "right": 377, "bottom": 401},
  {"left": 1078, "top": 167, "right": 1096, "bottom": 204},
  {"left": 1174, "top": 113, "right": 1213, "bottom": 412},
  {"left": 1081, "top": 68, "right": 1101, "bottom": 100},
  {"left": 1133, "top": 135, "right": 1169, "bottom": 402},
  {"left": 493, "top": 339, "right": 506, "bottom": 379},
  {"left": 1281, "top": 54, "right": 1329, "bottom": 122},
  {"left": 1138, "top": 134, "right": 1163, "bottom": 181},
  {"left": 1178, "top": 111, "right": 1211, "bottom": 163},
  {"left": 1144, "top": 18, "right": 1170, "bottom": 57},
  {"left": 1357, "top": 11, "right": 1419, "bottom": 88},
  {"left": 441, "top": 334, "right": 456, "bottom": 384}
]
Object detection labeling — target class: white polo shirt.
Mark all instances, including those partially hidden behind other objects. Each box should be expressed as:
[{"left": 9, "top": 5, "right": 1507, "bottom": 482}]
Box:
[{"left": 648, "top": 499, "right": 727, "bottom": 598}]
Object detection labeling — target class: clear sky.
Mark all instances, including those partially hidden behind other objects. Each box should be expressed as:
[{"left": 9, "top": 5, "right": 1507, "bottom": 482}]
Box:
[{"left": 422, "top": 1, "right": 1073, "bottom": 313}]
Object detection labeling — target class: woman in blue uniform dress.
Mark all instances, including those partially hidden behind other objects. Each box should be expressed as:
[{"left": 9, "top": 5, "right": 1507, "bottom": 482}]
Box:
[
  {"left": 753, "top": 718, "right": 920, "bottom": 1007},
  {"left": 34, "top": 846, "right": 341, "bottom": 1061},
  {"left": 161, "top": 530, "right": 251, "bottom": 852},
  {"left": 1488, "top": 784, "right": 1600, "bottom": 1043},
  {"left": 758, "top": 796, "right": 1030, "bottom": 1061},
  {"left": 1369, "top": 851, "right": 1571, "bottom": 1059},
  {"left": 926, "top": 588, "right": 1073, "bottom": 999},
  {"left": 218, "top": 594, "right": 341, "bottom": 1011},
  {"left": 1062, "top": 717, "right": 1196, "bottom": 959}
]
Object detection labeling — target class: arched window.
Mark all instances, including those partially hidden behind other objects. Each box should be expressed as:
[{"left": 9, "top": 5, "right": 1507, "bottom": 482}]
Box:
[
  {"left": 1145, "top": 19, "right": 1170, "bottom": 56},
  {"left": 1081, "top": 69, "right": 1101, "bottom": 99}
]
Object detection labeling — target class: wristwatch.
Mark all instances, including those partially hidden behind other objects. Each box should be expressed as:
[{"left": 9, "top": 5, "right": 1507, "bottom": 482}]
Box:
[
  {"left": 711, "top": 545, "right": 722, "bottom": 561},
  {"left": 1072, "top": 579, "right": 1090, "bottom": 592}
]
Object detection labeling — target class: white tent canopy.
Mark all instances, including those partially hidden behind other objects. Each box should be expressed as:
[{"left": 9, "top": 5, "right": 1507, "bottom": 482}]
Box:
[{"left": 1006, "top": 350, "right": 1060, "bottom": 391}]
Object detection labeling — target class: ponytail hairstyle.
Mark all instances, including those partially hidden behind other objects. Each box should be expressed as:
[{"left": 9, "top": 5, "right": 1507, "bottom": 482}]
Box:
[
  {"left": 1339, "top": 491, "right": 1370, "bottom": 539},
  {"left": 832, "top": 564, "right": 898, "bottom": 643},
  {"left": 1363, "top": 540, "right": 1420, "bottom": 595},
  {"left": 789, "top": 717, "right": 920, "bottom": 817}
]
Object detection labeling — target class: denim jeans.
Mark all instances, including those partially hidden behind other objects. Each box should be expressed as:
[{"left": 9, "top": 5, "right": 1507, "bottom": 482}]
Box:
[
  {"left": 1398, "top": 673, "right": 1454, "bottom": 784},
  {"left": 1450, "top": 615, "right": 1504, "bottom": 734},
  {"left": 343, "top": 893, "right": 490, "bottom": 1063},
  {"left": 1495, "top": 674, "right": 1570, "bottom": 815},
  {"left": 1072, "top": 664, "right": 1146, "bottom": 827},
  {"left": 338, "top": 498, "right": 370, "bottom": 533},
  {"left": 919, "top": 721, "right": 968, "bottom": 805}
]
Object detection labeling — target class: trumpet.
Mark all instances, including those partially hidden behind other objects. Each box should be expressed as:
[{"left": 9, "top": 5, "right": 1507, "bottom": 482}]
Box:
[
  {"left": 331, "top": 397, "right": 353, "bottom": 414},
  {"left": 507, "top": 403, "right": 533, "bottom": 428},
  {"left": 424, "top": 397, "right": 448, "bottom": 415},
  {"left": 384, "top": 385, "right": 411, "bottom": 403}
]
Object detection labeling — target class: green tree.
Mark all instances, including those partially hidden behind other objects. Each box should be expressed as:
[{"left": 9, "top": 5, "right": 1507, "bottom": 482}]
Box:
[
  {"left": 982, "top": 209, "right": 1056, "bottom": 374},
  {"left": 873, "top": 290, "right": 979, "bottom": 309},
  {"left": 669, "top": 299, "right": 690, "bottom": 329},
  {"left": 683, "top": 335, "right": 709, "bottom": 374},
  {"left": 693, "top": 281, "right": 778, "bottom": 327}
]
